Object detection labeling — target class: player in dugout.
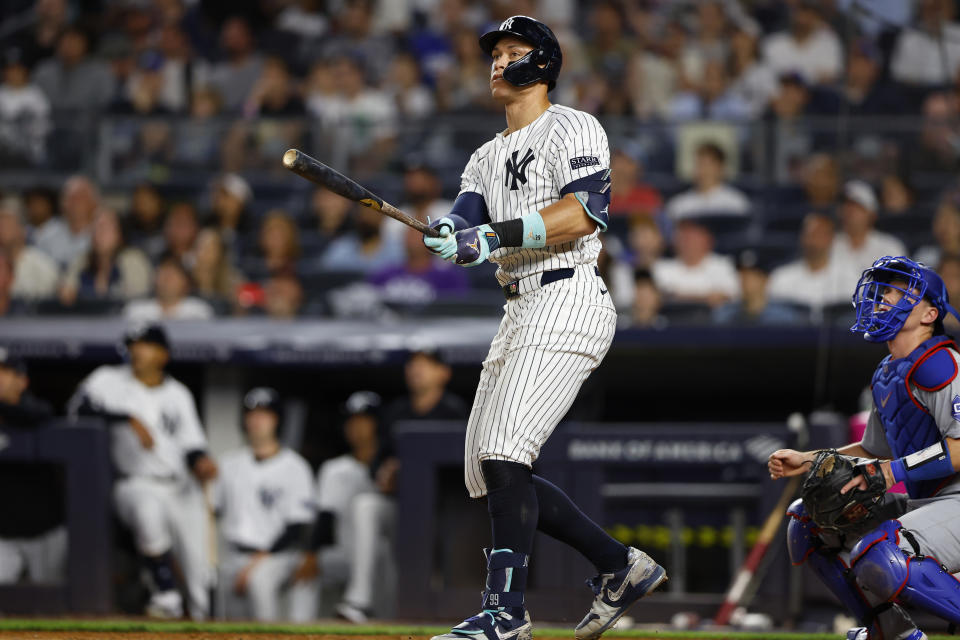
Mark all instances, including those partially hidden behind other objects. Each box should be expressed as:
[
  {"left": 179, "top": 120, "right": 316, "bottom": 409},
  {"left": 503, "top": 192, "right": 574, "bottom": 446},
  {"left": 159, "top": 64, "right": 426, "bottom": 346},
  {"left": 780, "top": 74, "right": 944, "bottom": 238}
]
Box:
[
  {"left": 69, "top": 322, "right": 218, "bottom": 619},
  {"left": 769, "top": 256, "right": 960, "bottom": 640},
  {"left": 216, "top": 387, "right": 318, "bottom": 622}
]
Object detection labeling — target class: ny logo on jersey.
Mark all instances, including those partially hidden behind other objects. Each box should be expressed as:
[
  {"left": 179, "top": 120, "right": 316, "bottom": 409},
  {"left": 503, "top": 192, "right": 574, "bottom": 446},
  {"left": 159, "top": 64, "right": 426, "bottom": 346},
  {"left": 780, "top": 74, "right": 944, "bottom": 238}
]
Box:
[
  {"left": 160, "top": 411, "right": 179, "bottom": 437},
  {"left": 505, "top": 148, "right": 535, "bottom": 190},
  {"left": 259, "top": 486, "right": 283, "bottom": 510}
]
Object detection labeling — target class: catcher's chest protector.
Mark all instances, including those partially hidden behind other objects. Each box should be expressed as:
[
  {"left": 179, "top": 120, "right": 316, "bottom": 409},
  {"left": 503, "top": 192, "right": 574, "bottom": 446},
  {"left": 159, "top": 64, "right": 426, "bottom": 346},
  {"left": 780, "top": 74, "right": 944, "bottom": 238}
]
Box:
[{"left": 872, "top": 335, "right": 958, "bottom": 498}]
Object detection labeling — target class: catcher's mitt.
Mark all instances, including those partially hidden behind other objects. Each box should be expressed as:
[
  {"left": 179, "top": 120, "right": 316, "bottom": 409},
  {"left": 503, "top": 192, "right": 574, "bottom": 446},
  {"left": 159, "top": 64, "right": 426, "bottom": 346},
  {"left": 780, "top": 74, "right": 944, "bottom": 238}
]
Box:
[{"left": 800, "top": 450, "right": 888, "bottom": 534}]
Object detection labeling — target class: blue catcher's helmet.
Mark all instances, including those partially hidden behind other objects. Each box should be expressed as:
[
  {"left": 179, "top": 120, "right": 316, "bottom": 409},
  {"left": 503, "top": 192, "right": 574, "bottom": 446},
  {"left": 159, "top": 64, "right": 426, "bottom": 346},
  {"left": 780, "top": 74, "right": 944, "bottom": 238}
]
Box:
[
  {"left": 479, "top": 16, "right": 562, "bottom": 91},
  {"left": 851, "top": 256, "right": 960, "bottom": 342}
]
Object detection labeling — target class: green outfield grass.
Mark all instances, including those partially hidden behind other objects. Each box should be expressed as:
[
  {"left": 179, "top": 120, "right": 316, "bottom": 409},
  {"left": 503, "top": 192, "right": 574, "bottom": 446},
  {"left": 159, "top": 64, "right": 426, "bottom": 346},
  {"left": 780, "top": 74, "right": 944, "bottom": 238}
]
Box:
[{"left": 0, "top": 619, "right": 954, "bottom": 640}]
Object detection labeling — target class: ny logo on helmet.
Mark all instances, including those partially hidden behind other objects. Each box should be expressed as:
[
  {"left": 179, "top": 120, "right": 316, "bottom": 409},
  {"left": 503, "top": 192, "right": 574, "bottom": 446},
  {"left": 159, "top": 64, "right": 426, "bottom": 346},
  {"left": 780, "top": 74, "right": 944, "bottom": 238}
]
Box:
[{"left": 505, "top": 148, "right": 535, "bottom": 190}]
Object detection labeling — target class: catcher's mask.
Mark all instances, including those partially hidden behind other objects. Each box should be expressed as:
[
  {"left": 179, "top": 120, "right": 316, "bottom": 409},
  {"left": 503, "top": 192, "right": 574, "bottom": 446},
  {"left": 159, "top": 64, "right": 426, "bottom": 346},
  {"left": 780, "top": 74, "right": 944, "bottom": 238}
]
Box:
[{"left": 851, "top": 256, "right": 960, "bottom": 343}]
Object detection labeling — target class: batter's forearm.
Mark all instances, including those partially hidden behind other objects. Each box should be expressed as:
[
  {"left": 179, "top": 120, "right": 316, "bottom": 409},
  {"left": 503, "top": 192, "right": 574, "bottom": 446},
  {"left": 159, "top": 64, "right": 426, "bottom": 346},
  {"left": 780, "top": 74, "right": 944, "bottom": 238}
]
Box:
[{"left": 539, "top": 193, "right": 597, "bottom": 244}]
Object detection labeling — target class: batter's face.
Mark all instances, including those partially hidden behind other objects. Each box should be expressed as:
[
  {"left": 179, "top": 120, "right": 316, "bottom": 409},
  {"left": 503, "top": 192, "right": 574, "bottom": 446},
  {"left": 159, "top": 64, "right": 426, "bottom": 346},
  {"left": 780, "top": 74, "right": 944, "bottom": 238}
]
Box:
[{"left": 489, "top": 35, "right": 542, "bottom": 103}]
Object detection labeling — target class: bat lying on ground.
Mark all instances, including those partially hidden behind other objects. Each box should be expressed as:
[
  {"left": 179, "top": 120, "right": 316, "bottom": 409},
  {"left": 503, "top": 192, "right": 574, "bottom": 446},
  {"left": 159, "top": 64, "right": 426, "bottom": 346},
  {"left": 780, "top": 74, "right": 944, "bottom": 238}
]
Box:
[
  {"left": 713, "top": 476, "right": 801, "bottom": 626},
  {"left": 282, "top": 149, "right": 439, "bottom": 238}
]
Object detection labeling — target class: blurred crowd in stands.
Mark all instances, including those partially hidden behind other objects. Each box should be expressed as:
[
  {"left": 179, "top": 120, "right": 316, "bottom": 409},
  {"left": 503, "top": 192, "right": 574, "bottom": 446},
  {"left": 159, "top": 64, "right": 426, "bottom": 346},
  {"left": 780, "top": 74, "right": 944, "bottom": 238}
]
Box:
[{"left": 2, "top": 0, "right": 960, "bottom": 327}]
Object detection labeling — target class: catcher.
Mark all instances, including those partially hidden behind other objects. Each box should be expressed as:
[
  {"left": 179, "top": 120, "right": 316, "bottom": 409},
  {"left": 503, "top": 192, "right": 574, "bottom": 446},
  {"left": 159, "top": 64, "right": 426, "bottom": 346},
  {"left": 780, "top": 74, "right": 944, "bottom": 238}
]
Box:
[{"left": 769, "top": 256, "right": 960, "bottom": 640}]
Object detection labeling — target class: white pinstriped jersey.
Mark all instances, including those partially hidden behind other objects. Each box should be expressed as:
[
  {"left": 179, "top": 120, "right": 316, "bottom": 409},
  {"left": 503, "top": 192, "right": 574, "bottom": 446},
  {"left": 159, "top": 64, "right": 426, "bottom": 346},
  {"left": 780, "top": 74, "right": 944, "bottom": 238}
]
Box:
[{"left": 460, "top": 103, "right": 609, "bottom": 284}]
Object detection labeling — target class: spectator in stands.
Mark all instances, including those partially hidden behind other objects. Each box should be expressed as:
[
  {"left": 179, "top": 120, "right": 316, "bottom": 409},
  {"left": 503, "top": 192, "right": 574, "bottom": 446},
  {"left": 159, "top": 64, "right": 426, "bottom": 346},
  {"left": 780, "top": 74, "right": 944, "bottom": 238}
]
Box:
[
  {"left": 767, "top": 212, "right": 858, "bottom": 309},
  {"left": 802, "top": 153, "right": 840, "bottom": 212},
  {"left": 314, "top": 391, "right": 383, "bottom": 620},
  {"left": 912, "top": 93, "right": 960, "bottom": 173},
  {"left": 843, "top": 38, "right": 903, "bottom": 117},
  {"left": 24, "top": 187, "right": 65, "bottom": 256},
  {"left": 627, "top": 215, "right": 665, "bottom": 269},
  {"left": 163, "top": 201, "right": 199, "bottom": 265},
  {"left": 609, "top": 151, "right": 661, "bottom": 218},
  {"left": 684, "top": 1, "right": 730, "bottom": 74},
  {"left": 714, "top": 249, "right": 803, "bottom": 325},
  {"left": 306, "top": 187, "right": 353, "bottom": 258},
  {"left": 192, "top": 228, "right": 243, "bottom": 303},
  {"left": 205, "top": 17, "right": 264, "bottom": 113},
  {"left": 217, "top": 387, "right": 318, "bottom": 622},
  {"left": 173, "top": 87, "right": 223, "bottom": 169},
  {"left": 915, "top": 198, "right": 960, "bottom": 267},
  {"left": 124, "top": 183, "right": 167, "bottom": 262},
  {"left": 309, "top": 56, "right": 396, "bottom": 173},
  {"left": 42, "top": 176, "right": 97, "bottom": 267},
  {"left": 385, "top": 52, "right": 435, "bottom": 120},
  {"left": 124, "top": 253, "right": 214, "bottom": 321},
  {"left": 0, "top": 349, "right": 61, "bottom": 588},
  {"left": 0, "top": 249, "right": 19, "bottom": 316},
  {"left": 318, "top": 0, "right": 395, "bottom": 85},
  {"left": 666, "top": 60, "right": 751, "bottom": 123},
  {"left": 337, "top": 348, "right": 467, "bottom": 622},
  {"left": 832, "top": 180, "right": 906, "bottom": 274},
  {"left": 246, "top": 210, "right": 301, "bottom": 280},
  {"left": 879, "top": 174, "right": 915, "bottom": 217},
  {"left": 762, "top": 0, "right": 842, "bottom": 84},
  {"left": 0, "top": 202, "right": 58, "bottom": 300},
  {"left": 60, "top": 208, "right": 152, "bottom": 306},
  {"left": 4, "top": 0, "right": 69, "bottom": 66},
  {"left": 114, "top": 52, "right": 171, "bottom": 116},
  {"left": 383, "top": 164, "right": 452, "bottom": 247},
  {"left": 891, "top": 0, "right": 960, "bottom": 87},
  {"left": 205, "top": 173, "right": 252, "bottom": 249},
  {"left": 263, "top": 272, "right": 304, "bottom": 319},
  {"left": 242, "top": 56, "right": 304, "bottom": 118},
  {"left": 584, "top": 2, "right": 633, "bottom": 76},
  {"left": 728, "top": 26, "right": 778, "bottom": 118},
  {"left": 938, "top": 254, "right": 960, "bottom": 331},
  {"left": 154, "top": 25, "right": 194, "bottom": 113},
  {"left": 368, "top": 226, "right": 469, "bottom": 305},
  {"left": 435, "top": 27, "right": 496, "bottom": 113},
  {"left": 317, "top": 207, "right": 403, "bottom": 274},
  {"left": 0, "top": 47, "right": 50, "bottom": 165},
  {"left": 32, "top": 26, "right": 113, "bottom": 112},
  {"left": 652, "top": 218, "right": 739, "bottom": 307},
  {"left": 628, "top": 268, "right": 665, "bottom": 329},
  {"left": 665, "top": 142, "right": 749, "bottom": 221}
]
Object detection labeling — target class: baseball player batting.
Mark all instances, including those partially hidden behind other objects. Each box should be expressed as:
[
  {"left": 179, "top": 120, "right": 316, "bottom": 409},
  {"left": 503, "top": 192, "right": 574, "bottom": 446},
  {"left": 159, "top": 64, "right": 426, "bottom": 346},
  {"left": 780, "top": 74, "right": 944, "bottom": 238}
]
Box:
[
  {"left": 422, "top": 16, "right": 665, "bottom": 640},
  {"left": 69, "top": 323, "right": 218, "bottom": 619},
  {"left": 769, "top": 256, "right": 960, "bottom": 640}
]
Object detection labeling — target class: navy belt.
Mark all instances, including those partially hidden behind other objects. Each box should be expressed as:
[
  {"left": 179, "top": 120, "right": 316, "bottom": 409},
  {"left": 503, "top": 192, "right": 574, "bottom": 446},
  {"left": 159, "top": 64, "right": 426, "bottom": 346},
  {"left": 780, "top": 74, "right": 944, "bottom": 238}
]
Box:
[{"left": 503, "top": 267, "right": 600, "bottom": 300}]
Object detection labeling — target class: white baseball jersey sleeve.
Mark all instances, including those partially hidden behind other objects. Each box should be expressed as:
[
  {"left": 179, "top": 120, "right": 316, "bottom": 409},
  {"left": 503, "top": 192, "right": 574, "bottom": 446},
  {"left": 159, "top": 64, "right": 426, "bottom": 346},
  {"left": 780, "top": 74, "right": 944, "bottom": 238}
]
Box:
[
  {"left": 217, "top": 447, "right": 315, "bottom": 551},
  {"left": 460, "top": 104, "right": 609, "bottom": 284},
  {"left": 316, "top": 454, "right": 376, "bottom": 546},
  {"left": 70, "top": 365, "right": 207, "bottom": 480}
]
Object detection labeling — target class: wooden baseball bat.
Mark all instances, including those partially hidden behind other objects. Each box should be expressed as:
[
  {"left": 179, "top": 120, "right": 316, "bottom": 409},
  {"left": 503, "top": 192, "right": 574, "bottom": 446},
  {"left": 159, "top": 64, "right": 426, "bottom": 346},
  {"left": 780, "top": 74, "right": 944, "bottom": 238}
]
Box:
[
  {"left": 713, "top": 476, "right": 801, "bottom": 626},
  {"left": 282, "top": 149, "right": 440, "bottom": 237}
]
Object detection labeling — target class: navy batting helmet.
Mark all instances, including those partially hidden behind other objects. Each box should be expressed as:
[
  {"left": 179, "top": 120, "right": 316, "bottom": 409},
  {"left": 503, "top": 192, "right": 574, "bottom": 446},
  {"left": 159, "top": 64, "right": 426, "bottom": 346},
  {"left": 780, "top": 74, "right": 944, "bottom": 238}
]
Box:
[
  {"left": 851, "top": 256, "right": 960, "bottom": 342},
  {"left": 479, "top": 15, "right": 562, "bottom": 91}
]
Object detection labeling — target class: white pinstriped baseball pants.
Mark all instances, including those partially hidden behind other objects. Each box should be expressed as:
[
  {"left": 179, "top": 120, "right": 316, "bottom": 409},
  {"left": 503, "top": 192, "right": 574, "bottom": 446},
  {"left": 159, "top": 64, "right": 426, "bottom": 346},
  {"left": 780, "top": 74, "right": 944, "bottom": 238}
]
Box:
[{"left": 465, "top": 264, "right": 617, "bottom": 498}]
